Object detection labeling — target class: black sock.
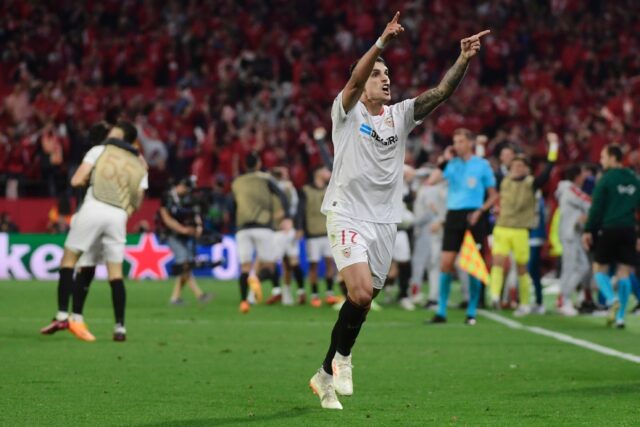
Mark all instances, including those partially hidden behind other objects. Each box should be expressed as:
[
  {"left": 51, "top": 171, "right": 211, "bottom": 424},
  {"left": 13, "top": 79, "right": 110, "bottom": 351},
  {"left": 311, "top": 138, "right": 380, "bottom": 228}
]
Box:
[
  {"left": 339, "top": 280, "right": 347, "bottom": 297},
  {"left": 109, "top": 279, "right": 126, "bottom": 326},
  {"left": 326, "top": 277, "right": 334, "bottom": 292},
  {"left": 311, "top": 282, "right": 319, "bottom": 295},
  {"left": 57, "top": 267, "right": 74, "bottom": 312},
  {"left": 239, "top": 272, "right": 249, "bottom": 300},
  {"left": 322, "top": 297, "right": 370, "bottom": 375},
  {"left": 258, "top": 267, "right": 280, "bottom": 290},
  {"left": 71, "top": 267, "right": 96, "bottom": 314},
  {"left": 384, "top": 276, "right": 395, "bottom": 288},
  {"left": 398, "top": 262, "right": 411, "bottom": 299},
  {"left": 293, "top": 265, "right": 305, "bottom": 289}
]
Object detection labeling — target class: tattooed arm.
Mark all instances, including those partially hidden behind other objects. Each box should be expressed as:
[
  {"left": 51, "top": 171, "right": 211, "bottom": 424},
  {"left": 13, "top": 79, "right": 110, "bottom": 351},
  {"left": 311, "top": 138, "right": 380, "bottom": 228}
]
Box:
[{"left": 414, "top": 30, "right": 490, "bottom": 121}]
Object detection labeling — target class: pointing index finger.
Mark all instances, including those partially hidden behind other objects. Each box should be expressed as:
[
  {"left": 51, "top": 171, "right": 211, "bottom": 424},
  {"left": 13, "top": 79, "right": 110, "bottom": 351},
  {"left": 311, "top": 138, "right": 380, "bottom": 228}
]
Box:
[
  {"left": 391, "top": 11, "right": 400, "bottom": 23},
  {"left": 472, "top": 29, "right": 491, "bottom": 39}
]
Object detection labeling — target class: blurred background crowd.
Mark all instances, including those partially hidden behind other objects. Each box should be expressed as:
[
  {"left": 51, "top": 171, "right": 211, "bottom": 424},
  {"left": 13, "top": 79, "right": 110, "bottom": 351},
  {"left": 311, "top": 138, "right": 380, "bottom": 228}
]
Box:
[{"left": 1, "top": 0, "right": 639, "bottom": 204}]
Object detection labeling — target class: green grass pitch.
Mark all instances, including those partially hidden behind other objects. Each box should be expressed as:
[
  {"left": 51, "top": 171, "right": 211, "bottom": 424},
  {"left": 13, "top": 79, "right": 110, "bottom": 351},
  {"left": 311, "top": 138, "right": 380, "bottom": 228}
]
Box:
[{"left": 1, "top": 279, "right": 638, "bottom": 426}]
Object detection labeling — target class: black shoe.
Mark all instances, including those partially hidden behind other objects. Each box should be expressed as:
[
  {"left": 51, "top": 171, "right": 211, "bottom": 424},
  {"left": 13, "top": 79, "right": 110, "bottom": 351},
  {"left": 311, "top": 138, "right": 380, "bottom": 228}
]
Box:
[
  {"left": 578, "top": 300, "right": 597, "bottom": 314},
  {"left": 423, "top": 300, "right": 437, "bottom": 310},
  {"left": 458, "top": 301, "right": 468, "bottom": 309},
  {"left": 464, "top": 316, "right": 477, "bottom": 326},
  {"left": 631, "top": 303, "right": 640, "bottom": 315},
  {"left": 427, "top": 314, "right": 447, "bottom": 324}
]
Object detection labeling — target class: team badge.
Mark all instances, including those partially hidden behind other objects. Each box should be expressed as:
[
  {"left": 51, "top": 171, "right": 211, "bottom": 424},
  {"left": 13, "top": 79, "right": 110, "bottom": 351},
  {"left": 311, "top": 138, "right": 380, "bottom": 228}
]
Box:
[
  {"left": 384, "top": 115, "right": 394, "bottom": 128},
  {"left": 467, "top": 177, "right": 477, "bottom": 188},
  {"left": 342, "top": 247, "right": 351, "bottom": 258}
]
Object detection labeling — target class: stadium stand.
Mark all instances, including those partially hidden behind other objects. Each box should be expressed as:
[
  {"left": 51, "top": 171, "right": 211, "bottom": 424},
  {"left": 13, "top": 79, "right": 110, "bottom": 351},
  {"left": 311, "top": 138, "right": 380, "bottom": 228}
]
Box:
[{"left": 1, "top": 0, "right": 639, "bottom": 231}]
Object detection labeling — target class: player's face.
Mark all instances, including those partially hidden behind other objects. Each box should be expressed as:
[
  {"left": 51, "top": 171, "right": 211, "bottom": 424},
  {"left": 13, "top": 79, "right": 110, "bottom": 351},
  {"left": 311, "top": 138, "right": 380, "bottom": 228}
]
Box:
[
  {"left": 365, "top": 63, "right": 391, "bottom": 103},
  {"left": 500, "top": 148, "right": 515, "bottom": 166},
  {"left": 453, "top": 134, "right": 473, "bottom": 156},
  {"left": 575, "top": 168, "right": 590, "bottom": 187},
  {"left": 510, "top": 160, "right": 528, "bottom": 178},
  {"left": 319, "top": 167, "right": 331, "bottom": 184}
]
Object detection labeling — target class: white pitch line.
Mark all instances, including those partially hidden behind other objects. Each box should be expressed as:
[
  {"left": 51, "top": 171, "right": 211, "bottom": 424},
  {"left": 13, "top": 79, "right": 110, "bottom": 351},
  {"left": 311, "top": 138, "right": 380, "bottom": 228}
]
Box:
[{"left": 479, "top": 310, "right": 640, "bottom": 364}]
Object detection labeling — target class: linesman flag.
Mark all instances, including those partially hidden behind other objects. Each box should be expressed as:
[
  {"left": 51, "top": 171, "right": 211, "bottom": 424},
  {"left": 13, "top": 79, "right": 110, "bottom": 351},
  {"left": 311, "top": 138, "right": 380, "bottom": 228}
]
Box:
[{"left": 457, "top": 231, "right": 490, "bottom": 285}]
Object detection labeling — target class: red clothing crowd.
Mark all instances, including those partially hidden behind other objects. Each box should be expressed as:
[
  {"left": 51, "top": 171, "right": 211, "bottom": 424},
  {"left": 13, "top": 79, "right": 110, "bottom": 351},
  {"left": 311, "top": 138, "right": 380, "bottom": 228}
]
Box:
[{"left": 1, "top": 0, "right": 639, "bottom": 198}]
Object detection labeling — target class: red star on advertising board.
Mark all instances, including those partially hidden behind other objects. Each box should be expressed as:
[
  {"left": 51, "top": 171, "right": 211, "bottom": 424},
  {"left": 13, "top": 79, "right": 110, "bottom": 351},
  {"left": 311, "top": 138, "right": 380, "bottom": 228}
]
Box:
[{"left": 125, "top": 233, "right": 173, "bottom": 279}]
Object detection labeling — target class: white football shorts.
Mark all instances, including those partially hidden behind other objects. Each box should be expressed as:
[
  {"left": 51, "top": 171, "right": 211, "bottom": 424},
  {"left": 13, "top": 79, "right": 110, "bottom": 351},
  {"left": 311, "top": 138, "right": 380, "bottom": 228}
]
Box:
[
  {"left": 393, "top": 229, "right": 411, "bottom": 262},
  {"left": 326, "top": 211, "right": 397, "bottom": 289},
  {"left": 65, "top": 200, "right": 127, "bottom": 263},
  {"left": 306, "top": 236, "right": 332, "bottom": 263},
  {"left": 273, "top": 228, "right": 300, "bottom": 260},
  {"left": 236, "top": 228, "right": 277, "bottom": 264}
]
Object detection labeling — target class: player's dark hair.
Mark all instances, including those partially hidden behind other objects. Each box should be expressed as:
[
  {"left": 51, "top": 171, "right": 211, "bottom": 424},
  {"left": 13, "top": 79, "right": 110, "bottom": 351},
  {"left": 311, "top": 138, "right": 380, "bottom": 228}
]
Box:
[
  {"left": 605, "top": 144, "right": 623, "bottom": 162},
  {"left": 453, "top": 128, "right": 474, "bottom": 141},
  {"left": 499, "top": 144, "right": 515, "bottom": 155},
  {"left": 88, "top": 121, "right": 110, "bottom": 146},
  {"left": 349, "top": 57, "right": 387, "bottom": 76},
  {"left": 245, "top": 152, "right": 260, "bottom": 170},
  {"left": 565, "top": 164, "right": 583, "bottom": 182},
  {"left": 270, "top": 168, "right": 283, "bottom": 180},
  {"left": 115, "top": 120, "right": 138, "bottom": 144},
  {"left": 510, "top": 154, "right": 530, "bottom": 168}
]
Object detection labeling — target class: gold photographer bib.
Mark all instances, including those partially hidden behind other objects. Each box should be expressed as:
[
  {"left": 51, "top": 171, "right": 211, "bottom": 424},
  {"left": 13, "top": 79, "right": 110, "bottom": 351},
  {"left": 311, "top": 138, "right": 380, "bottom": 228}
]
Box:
[{"left": 91, "top": 145, "right": 146, "bottom": 216}]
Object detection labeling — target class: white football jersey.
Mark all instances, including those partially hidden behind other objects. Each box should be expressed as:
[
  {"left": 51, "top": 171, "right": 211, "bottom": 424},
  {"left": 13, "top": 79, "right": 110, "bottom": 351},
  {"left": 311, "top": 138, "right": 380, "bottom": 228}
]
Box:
[{"left": 321, "top": 91, "right": 421, "bottom": 223}]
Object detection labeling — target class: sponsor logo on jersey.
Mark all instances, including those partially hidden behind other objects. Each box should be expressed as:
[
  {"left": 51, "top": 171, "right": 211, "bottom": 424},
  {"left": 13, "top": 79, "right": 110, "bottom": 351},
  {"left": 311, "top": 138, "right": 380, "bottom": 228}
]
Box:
[
  {"left": 359, "top": 123, "right": 398, "bottom": 147},
  {"left": 617, "top": 184, "right": 636, "bottom": 195}
]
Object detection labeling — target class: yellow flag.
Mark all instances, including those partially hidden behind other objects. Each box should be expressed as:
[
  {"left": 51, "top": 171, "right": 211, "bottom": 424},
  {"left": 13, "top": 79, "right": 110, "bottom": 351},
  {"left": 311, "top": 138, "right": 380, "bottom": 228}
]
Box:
[{"left": 457, "top": 231, "right": 490, "bottom": 285}]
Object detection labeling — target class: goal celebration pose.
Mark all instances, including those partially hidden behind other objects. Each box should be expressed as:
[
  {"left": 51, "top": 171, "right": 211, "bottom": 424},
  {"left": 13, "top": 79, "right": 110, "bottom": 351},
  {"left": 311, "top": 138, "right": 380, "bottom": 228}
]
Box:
[{"left": 309, "top": 11, "right": 489, "bottom": 409}]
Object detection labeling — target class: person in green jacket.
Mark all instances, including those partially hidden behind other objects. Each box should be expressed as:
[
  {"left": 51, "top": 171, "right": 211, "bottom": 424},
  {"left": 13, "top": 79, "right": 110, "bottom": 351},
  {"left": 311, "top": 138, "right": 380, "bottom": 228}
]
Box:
[{"left": 582, "top": 144, "right": 640, "bottom": 328}]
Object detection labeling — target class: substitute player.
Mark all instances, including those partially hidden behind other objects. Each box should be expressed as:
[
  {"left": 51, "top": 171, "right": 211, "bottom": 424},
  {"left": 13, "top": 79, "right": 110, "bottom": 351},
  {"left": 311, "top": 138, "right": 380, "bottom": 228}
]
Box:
[
  {"left": 301, "top": 166, "right": 339, "bottom": 307},
  {"left": 40, "top": 121, "right": 128, "bottom": 340},
  {"left": 268, "top": 167, "right": 306, "bottom": 305},
  {"left": 582, "top": 144, "right": 640, "bottom": 328},
  {"left": 488, "top": 152, "right": 554, "bottom": 317},
  {"left": 45, "top": 121, "right": 147, "bottom": 341},
  {"left": 232, "top": 153, "right": 292, "bottom": 313},
  {"left": 309, "top": 11, "right": 489, "bottom": 409}
]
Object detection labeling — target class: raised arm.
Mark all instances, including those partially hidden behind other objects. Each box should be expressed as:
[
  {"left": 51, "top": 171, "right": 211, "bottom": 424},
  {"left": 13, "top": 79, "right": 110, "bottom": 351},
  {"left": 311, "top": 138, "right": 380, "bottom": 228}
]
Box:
[
  {"left": 341, "top": 12, "right": 404, "bottom": 113},
  {"left": 414, "top": 30, "right": 490, "bottom": 121}
]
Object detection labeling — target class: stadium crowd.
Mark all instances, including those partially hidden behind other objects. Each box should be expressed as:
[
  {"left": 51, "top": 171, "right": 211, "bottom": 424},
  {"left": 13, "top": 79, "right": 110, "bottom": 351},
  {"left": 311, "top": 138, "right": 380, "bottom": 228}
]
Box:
[{"left": 1, "top": 0, "right": 640, "bottom": 200}]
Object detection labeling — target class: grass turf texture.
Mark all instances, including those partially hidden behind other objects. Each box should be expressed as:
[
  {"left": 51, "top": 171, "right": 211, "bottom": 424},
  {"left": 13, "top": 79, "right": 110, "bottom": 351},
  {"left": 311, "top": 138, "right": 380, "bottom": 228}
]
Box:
[{"left": 1, "top": 280, "right": 639, "bottom": 426}]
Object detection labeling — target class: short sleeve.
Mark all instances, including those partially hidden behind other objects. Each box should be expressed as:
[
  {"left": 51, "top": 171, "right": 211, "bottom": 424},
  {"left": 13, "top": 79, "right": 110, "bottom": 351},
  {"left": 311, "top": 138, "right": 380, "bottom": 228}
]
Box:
[
  {"left": 331, "top": 91, "right": 349, "bottom": 123},
  {"left": 82, "top": 145, "right": 105, "bottom": 165},
  {"left": 391, "top": 98, "right": 423, "bottom": 137},
  {"left": 482, "top": 160, "right": 497, "bottom": 188},
  {"left": 443, "top": 160, "right": 455, "bottom": 182}
]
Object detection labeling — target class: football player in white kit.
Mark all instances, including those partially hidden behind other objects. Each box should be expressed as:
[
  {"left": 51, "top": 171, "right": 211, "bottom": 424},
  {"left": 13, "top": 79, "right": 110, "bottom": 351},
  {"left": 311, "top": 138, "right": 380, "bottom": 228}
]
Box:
[
  {"left": 42, "top": 121, "right": 148, "bottom": 342},
  {"left": 268, "top": 167, "right": 306, "bottom": 305},
  {"left": 308, "top": 11, "right": 489, "bottom": 409}
]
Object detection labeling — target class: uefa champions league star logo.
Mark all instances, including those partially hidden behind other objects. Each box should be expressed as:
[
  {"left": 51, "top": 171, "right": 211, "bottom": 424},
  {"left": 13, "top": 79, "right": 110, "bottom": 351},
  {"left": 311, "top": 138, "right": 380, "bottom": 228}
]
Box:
[{"left": 125, "top": 233, "right": 173, "bottom": 279}]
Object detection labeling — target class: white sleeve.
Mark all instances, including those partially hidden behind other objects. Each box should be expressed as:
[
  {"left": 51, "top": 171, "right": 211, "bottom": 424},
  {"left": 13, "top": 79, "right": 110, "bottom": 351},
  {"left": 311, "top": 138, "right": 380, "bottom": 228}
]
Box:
[
  {"left": 392, "top": 98, "right": 423, "bottom": 137},
  {"left": 82, "top": 145, "right": 105, "bottom": 165},
  {"left": 331, "top": 91, "right": 349, "bottom": 123},
  {"left": 139, "top": 173, "right": 149, "bottom": 190}
]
